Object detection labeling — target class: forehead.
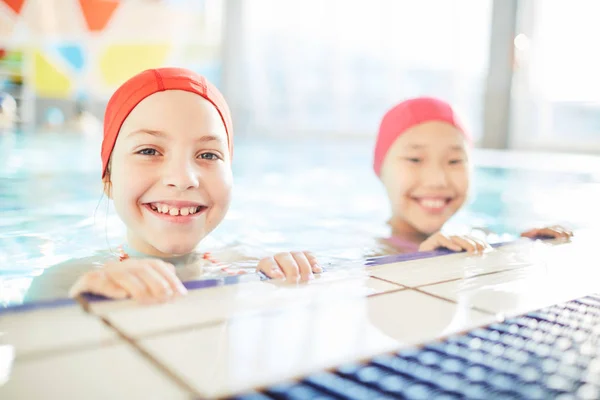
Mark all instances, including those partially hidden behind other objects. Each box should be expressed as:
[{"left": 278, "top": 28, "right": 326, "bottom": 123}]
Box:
[
  {"left": 119, "top": 90, "right": 227, "bottom": 141},
  {"left": 393, "top": 121, "right": 468, "bottom": 150}
]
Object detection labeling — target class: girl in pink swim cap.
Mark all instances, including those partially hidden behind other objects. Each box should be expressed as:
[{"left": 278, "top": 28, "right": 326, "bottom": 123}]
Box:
[{"left": 373, "top": 96, "right": 572, "bottom": 255}]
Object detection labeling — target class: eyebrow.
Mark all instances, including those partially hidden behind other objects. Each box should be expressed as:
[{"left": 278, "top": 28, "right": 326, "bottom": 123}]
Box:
[
  {"left": 405, "top": 144, "right": 465, "bottom": 151},
  {"left": 128, "top": 129, "right": 224, "bottom": 143}
]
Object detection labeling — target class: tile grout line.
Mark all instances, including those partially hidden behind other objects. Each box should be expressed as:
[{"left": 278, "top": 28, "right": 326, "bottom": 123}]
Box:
[
  {"left": 367, "top": 286, "right": 408, "bottom": 299},
  {"left": 76, "top": 296, "right": 202, "bottom": 399},
  {"left": 367, "top": 275, "right": 408, "bottom": 288},
  {"left": 112, "top": 318, "right": 225, "bottom": 342},
  {"left": 366, "top": 272, "right": 497, "bottom": 316},
  {"left": 411, "top": 287, "right": 496, "bottom": 316},
  {"left": 14, "top": 340, "right": 123, "bottom": 363},
  {"left": 381, "top": 265, "right": 530, "bottom": 290}
]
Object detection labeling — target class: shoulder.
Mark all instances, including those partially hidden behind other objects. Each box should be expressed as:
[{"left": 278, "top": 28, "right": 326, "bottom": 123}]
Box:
[{"left": 24, "top": 252, "right": 117, "bottom": 302}]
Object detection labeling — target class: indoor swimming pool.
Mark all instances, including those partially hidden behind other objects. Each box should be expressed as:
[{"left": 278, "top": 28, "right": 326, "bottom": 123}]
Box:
[
  {"left": 2, "top": 132, "right": 600, "bottom": 398},
  {"left": 1, "top": 132, "right": 600, "bottom": 306}
]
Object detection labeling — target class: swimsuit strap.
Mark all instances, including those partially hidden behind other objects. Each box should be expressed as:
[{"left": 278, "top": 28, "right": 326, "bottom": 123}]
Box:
[{"left": 117, "top": 246, "right": 219, "bottom": 264}]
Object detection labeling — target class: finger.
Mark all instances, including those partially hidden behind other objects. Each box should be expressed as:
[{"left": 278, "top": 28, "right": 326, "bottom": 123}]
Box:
[
  {"left": 520, "top": 229, "right": 539, "bottom": 238},
  {"left": 149, "top": 261, "right": 187, "bottom": 296},
  {"left": 290, "top": 251, "right": 314, "bottom": 281},
  {"left": 555, "top": 225, "right": 574, "bottom": 237},
  {"left": 450, "top": 236, "right": 477, "bottom": 254},
  {"left": 106, "top": 269, "right": 149, "bottom": 300},
  {"left": 528, "top": 227, "right": 563, "bottom": 239},
  {"left": 273, "top": 252, "right": 301, "bottom": 281},
  {"left": 418, "top": 239, "right": 435, "bottom": 252},
  {"left": 257, "top": 257, "right": 284, "bottom": 279},
  {"left": 522, "top": 227, "right": 571, "bottom": 240},
  {"left": 419, "top": 235, "right": 457, "bottom": 252},
  {"left": 303, "top": 251, "right": 323, "bottom": 273},
  {"left": 436, "top": 235, "right": 463, "bottom": 252},
  {"left": 466, "top": 236, "right": 488, "bottom": 253},
  {"left": 132, "top": 265, "right": 176, "bottom": 300},
  {"left": 548, "top": 226, "right": 573, "bottom": 238},
  {"left": 69, "top": 271, "right": 128, "bottom": 299},
  {"left": 561, "top": 227, "right": 574, "bottom": 237},
  {"left": 543, "top": 228, "right": 567, "bottom": 238}
]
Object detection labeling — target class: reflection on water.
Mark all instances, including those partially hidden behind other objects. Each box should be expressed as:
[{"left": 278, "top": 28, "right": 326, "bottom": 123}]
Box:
[{"left": 1, "top": 132, "right": 600, "bottom": 306}]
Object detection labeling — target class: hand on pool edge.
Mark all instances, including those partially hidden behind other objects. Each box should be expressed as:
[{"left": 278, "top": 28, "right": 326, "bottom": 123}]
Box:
[
  {"left": 520, "top": 225, "right": 573, "bottom": 240},
  {"left": 418, "top": 232, "right": 491, "bottom": 254},
  {"left": 257, "top": 251, "right": 322, "bottom": 282},
  {"left": 69, "top": 258, "right": 187, "bottom": 303}
]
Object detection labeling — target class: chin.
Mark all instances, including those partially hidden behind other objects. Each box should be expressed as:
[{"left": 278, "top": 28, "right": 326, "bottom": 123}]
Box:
[
  {"left": 414, "top": 223, "right": 444, "bottom": 237},
  {"left": 155, "top": 241, "right": 199, "bottom": 257}
]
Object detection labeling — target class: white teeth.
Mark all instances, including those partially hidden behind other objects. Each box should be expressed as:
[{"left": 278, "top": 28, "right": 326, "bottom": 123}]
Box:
[
  {"left": 420, "top": 199, "right": 446, "bottom": 209},
  {"left": 149, "top": 203, "right": 202, "bottom": 216}
]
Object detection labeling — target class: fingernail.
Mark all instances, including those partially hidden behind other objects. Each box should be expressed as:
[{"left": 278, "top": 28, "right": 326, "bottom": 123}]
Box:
[
  {"left": 177, "top": 284, "right": 187, "bottom": 295},
  {"left": 313, "top": 264, "right": 323, "bottom": 273}
]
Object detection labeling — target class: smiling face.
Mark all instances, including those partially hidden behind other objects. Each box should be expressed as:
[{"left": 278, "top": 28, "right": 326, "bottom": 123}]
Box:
[
  {"left": 105, "top": 90, "right": 232, "bottom": 257},
  {"left": 379, "top": 121, "right": 470, "bottom": 237}
]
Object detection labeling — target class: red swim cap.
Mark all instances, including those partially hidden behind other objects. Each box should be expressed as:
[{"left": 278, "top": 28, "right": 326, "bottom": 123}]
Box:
[
  {"left": 101, "top": 67, "right": 233, "bottom": 179},
  {"left": 373, "top": 97, "right": 469, "bottom": 176}
]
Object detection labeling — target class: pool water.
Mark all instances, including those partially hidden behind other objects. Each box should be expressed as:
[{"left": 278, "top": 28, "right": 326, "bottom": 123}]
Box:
[{"left": 1, "top": 132, "right": 600, "bottom": 306}]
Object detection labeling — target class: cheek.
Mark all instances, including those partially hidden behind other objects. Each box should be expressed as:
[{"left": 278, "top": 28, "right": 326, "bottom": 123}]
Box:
[
  {"left": 451, "top": 168, "right": 470, "bottom": 194},
  {"left": 383, "top": 168, "right": 414, "bottom": 198},
  {"left": 206, "top": 167, "right": 233, "bottom": 206},
  {"left": 109, "top": 171, "right": 148, "bottom": 214}
]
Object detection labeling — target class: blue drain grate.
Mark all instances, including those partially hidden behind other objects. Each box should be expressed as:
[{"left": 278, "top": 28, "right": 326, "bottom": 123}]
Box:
[{"left": 231, "top": 294, "right": 600, "bottom": 399}]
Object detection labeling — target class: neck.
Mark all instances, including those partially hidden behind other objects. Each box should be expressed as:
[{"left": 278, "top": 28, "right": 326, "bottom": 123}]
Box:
[
  {"left": 126, "top": 231, "right": 192, "bottom": 259},
  {"left": 387, "top": 216, "right": 429, "bottom": 243}
]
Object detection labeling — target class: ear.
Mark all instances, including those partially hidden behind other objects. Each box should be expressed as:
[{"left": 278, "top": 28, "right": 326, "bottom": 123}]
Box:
[{"left": 103, "top": 178, "right": 113, "bottom": 199}]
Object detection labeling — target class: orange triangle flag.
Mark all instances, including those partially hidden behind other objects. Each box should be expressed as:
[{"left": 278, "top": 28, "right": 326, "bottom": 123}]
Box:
[
  {"left": 1, "top": 0, "right": 25, "bottom": 15},
  {"left": 78, "top": 0, "right": 120, "bottom": 32}
]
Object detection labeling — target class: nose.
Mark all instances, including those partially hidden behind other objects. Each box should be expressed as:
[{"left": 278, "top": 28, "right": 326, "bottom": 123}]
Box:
[
  {"left": 162, "top": 156, "right": 200, "bottom": 191},
  {"left": 421, "top": 162, "right": 448, "bottom": 188}
]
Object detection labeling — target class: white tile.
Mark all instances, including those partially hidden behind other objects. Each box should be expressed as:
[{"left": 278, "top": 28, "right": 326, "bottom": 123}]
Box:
[
  {"left": 364, "top": 290, "right": 494, "bottom": 343},
  {"left": 368, "top": 239, "right": 573, "bottom": 287},
  {"left": 421, "top": 241, "right": 600, "bottom": 317},
  {"left": 92, "top": 273, "right": 402, "bottom": 338},
  {"left": 0, "top": 342, "right": 192, "bottom": 399},
  {"left": 138, "top": 301, "right": 399, "bottom": 398},
  {"left": 138, "top": 290, "right": 492, "bottom": 398},
  {"left": 0, "top": 305, "right": 117, "bottom": 358}
]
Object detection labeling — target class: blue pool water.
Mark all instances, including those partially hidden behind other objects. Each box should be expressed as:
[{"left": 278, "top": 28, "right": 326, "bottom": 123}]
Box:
[{"left": 1, "top": 132, "right": 600, "bottom": 306}]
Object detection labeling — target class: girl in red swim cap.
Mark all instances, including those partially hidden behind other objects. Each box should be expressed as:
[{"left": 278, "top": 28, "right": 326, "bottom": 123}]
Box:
[
  {"left": 373, "top": 96, "right": 572, "bottom": 255},
  {"left": 66, "top": 68, "right": 321, "bottom": 302}
]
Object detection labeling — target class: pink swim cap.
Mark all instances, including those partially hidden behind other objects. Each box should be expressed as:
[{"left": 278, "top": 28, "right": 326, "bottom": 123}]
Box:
[{"left": 373, "top": 97, "right": 469, "bottom": 176}]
